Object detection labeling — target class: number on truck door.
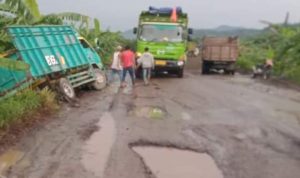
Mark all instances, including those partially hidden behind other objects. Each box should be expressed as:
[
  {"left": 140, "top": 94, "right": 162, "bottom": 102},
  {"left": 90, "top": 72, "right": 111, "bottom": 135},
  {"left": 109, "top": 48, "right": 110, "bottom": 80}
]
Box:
[{"left": 45, "top": 55, "right": 58, "bottom": 66}]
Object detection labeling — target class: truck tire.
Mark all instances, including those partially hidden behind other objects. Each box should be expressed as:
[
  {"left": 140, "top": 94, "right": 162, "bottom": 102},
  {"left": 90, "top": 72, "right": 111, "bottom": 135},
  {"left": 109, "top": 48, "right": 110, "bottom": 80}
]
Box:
[
  {"left": 92, "top": 68, "right": 107, "bottom": 90},
  {"left": 231, "top": 70, "right": 235, "bottom": 75},
  {"left": 202, "top": 61, "right": 209, "bottom": 74},
  {"left": 59, "top": 78, "right": 75, "bottom": 100},
  {"left": 226, "top": 63, "right": 236, "bottom": 75},
  {"left": 178, "top": 68, "right": 184, "bottom": 78},
  {"left": 224, "top": 70, "right": 230, "bottom": 75},
  {"left": 224, "top": 69, "right": 234, "bottom": 75}
]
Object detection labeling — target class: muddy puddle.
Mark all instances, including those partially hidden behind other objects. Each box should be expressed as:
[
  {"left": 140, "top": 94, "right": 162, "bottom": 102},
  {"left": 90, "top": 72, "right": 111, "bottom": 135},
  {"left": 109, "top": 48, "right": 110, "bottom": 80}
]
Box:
[
  {"left": 129, "top": 106, "right": 166, "bottom": 119},
  {"left": 81, "top": 112, "right": 116, "bottom": 177},
  {"left": 132, "top": 146, "right": 223, "bottom": 178}
]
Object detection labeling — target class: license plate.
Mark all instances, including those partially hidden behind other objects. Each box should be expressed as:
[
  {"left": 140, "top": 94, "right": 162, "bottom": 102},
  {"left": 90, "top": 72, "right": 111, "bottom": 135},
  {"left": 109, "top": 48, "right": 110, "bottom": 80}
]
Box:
[{"left": 155, "top": 60, "right": 166, "bottom": 66}]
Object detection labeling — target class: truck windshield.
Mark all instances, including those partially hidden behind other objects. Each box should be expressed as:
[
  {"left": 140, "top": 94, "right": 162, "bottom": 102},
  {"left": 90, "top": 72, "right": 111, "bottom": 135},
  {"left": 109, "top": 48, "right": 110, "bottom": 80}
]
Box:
[{"left": 139, "top": 24, "right": 183, "bottom": 42}]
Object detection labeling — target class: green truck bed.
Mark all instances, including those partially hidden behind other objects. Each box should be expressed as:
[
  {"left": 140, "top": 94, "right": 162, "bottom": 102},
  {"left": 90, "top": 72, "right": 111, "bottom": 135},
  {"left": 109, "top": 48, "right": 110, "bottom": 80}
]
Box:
[{"left": 0, "top": 25, "right": 103, "bottom": 96}]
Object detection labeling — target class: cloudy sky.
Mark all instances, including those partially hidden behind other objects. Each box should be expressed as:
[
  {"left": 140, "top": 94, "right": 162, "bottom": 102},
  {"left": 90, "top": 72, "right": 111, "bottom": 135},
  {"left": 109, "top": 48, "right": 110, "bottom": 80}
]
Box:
[{"left": 38, "top": 0, "right": 300, "bottom": 31}]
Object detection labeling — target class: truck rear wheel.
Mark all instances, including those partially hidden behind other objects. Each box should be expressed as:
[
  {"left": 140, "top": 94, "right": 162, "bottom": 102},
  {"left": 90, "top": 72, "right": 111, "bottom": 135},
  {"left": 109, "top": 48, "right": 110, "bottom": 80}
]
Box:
[
  {"left": 92, "top": 68, "right": 107, "bottom": 90},
  {"left": 202, "top": 61, "right": 209, "bottom": 74},
  {"left": 224, "top": 70, "right": 235, "bottom": 75},
  {"left": 59, "top": 78, "right": 75, "bottom": 100}
]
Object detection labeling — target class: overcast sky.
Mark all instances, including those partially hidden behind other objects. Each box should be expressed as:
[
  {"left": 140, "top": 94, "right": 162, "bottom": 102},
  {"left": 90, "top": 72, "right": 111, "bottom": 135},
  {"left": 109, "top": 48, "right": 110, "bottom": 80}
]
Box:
[{"left": 38, "top": 0, "right": 300, "bottom": 31}]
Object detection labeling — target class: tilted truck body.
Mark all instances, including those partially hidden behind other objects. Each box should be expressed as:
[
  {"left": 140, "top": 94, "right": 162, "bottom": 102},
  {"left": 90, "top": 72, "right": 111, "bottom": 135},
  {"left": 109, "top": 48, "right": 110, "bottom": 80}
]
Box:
[
  {"left": 134, "top": 7, "right": 192, "bottom": 77},
  {"left": 201, "top": 36, "right": 239, "bottom": 74},
  {"left": 0, "top": 25, "right": 106, "bottom": 99}
]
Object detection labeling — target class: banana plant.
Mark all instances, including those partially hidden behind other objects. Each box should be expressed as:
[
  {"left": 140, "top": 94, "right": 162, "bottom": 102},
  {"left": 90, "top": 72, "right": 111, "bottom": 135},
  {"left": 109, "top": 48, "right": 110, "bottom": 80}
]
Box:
[
  {"left": 0, "top": 0, "right": 126, "bottom": 69},
  {"left": 0, "top": 0, "right": 93, "bottom": 49},
  {"left": 0, "top": 0, "right": 95, "bottom": 70}
]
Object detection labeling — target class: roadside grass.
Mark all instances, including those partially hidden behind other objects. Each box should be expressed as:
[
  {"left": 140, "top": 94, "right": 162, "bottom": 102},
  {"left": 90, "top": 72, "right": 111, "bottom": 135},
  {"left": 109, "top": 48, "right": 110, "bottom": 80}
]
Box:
[
  {"left": 236, "top": 58, "right": 255, "bottom": 73},
  {"left": 284, "top": 66, "right": 300, "bottom": 85},
  {"left": 0, "top": 87, "right": 59, "bottom": 129}
]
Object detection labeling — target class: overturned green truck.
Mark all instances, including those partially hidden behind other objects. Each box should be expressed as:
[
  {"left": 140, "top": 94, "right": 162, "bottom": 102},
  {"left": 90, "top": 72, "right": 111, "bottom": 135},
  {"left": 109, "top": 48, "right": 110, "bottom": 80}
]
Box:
[
  {"left": 134, "top": 7, "right": 193, "bottom": 77},
  {"left": 0, "top": 25, "right": 107, "bottom": 100}
]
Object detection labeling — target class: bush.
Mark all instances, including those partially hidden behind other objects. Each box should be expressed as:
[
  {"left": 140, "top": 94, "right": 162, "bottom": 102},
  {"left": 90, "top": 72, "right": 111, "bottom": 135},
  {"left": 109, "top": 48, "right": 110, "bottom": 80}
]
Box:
[
  {"left": 39, "top": 87, "right": 59, "bottom": 111},
  {"left": 284, "top": 65, "right": 300, "bottom": 85},
  {"left": 239, "top": 25, "right": 300, "bottom": 84},
  {"left": 236, "top": 58, "right": 254, "bottom": 72},
  {"left": 0, "top": 88, "right": 58, "bottom": 128},
  {"left": 237, "top": 43, "right": 267, "bottom": 72}
]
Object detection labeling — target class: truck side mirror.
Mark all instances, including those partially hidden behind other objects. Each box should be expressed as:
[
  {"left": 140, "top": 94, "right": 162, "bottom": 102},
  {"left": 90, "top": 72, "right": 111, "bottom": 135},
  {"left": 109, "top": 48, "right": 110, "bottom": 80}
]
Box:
[
  {"left": 188, "top": 28, "right": 193, "bottom": 35},
  {"left": 133, "top": 27, "right": 137, "bottom": 34}
]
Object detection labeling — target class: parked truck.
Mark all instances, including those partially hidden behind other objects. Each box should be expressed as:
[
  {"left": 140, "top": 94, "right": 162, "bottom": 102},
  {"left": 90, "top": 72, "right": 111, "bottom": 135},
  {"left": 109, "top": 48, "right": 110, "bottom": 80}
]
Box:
[
  {"left": 134, "top": 6, "right": 193, "bottom": 77},
  {"left": 201, "top": 36, "right": 239, "bottom": 75},
  {"left": 0, "top": 25, "right": 106, "bottom": 100}
]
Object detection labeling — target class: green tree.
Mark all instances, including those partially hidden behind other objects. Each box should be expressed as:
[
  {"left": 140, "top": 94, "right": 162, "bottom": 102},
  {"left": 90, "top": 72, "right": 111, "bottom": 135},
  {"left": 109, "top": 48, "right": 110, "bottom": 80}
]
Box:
[{"left": 239, "top": 23, "right": 300, "bottom": 83}]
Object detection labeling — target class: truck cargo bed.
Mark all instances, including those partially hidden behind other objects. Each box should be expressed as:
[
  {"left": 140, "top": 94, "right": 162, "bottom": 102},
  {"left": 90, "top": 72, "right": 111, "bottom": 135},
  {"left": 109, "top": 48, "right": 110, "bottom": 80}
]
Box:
[
  {"left": 202, "top": 37, "right": 239, "bottom": 62},
  {"left": 7, "top": 25, "right": 100, "bottom": 78}
]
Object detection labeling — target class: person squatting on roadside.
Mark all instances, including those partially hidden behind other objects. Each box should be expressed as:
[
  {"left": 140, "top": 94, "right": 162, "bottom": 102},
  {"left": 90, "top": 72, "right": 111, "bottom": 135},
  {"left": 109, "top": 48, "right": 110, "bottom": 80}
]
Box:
[
  {"left": 120, "top": 46, "right": 136, "bottom": 87},
  {"left": 110, "top": 46, "right": 123, "bottom": 83},
  {"left": 137, "top": 47, "right": 154, "bottom": 85}
]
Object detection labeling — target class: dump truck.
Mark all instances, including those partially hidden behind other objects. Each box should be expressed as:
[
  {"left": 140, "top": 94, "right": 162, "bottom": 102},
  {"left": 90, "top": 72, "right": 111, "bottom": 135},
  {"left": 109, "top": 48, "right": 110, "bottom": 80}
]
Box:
[
  {"left": 134, "top": 6, "right": 193, "bottom": 77},
  {"left": 0, "top": 25, "right": 106, "bottom": 100},
  {"left": 201, "top": 36, "right": 239, "bottom": 75}
]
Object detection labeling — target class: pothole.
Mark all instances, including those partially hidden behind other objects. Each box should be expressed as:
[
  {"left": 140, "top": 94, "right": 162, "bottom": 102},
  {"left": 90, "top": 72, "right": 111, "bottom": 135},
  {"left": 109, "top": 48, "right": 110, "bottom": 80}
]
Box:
[
  {"left": 132, "top": 146, "right": 223, "bottom": 178},
  {"left": 128, "top": 106, "right": 166, "bottom": 119}
]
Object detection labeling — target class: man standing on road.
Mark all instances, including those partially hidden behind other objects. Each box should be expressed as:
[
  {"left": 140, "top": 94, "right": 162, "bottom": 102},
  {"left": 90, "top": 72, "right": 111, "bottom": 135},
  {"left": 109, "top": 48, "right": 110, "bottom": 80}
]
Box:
[
  {"left": 110, "top": 46, "right": 123, "bottom": 83},
  {"left": 120, "top": 46, "right": 136, "bottom": 87},
  {"left": 137, "top": 47, "right": 154, "bottom": 85}
]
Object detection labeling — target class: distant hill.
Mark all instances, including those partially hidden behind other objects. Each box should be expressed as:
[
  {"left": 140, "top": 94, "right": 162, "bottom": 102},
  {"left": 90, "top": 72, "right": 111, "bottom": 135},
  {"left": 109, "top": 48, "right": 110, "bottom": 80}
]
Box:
[
  {"left": 121, "top": 25, "right": 263, "bottom": 40},
  {"left": 192, "top": 25, "right": 262, "bottom": 40}
]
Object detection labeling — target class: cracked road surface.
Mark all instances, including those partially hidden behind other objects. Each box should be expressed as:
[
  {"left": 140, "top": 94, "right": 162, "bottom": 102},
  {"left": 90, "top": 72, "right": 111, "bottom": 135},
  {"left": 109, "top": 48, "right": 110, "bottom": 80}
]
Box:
[{"left": 2, "top": 69, "right": 300, "bottom": 178}]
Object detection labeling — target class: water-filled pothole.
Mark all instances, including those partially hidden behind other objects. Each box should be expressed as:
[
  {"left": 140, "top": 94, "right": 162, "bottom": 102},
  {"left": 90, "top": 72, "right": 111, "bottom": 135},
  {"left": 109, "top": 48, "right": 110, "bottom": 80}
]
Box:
[
  {"left": 128, "top": 106, "right": 166, "bottom": 119},
  {"left": 81, "top": 112, "right": 116, "bottom": 177},
  {"left": 132, "top": 146, "right": 223, "bottom": 178}
]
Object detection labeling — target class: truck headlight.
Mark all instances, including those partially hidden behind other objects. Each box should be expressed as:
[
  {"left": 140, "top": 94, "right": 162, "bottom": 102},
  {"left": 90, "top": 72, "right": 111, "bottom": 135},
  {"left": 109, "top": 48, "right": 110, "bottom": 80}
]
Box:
[{"left": 177, "top": 61, "right": 184, "bottom": 66}]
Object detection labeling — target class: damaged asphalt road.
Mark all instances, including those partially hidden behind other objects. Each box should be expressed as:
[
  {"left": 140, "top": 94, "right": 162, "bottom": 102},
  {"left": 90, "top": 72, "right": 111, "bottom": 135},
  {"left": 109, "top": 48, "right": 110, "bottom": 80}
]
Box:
[{"left": 1, "top": 69, "right": 300, "bottom": 178}]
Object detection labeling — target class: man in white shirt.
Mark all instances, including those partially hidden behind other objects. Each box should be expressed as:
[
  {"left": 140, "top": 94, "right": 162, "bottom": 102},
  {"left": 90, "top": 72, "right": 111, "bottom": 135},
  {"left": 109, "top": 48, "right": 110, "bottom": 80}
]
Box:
[
  {"left": 110, "top": 46, "right": 123, "bottom": 82},
  {"left": 137, "top": 47, "right": 154, "bottom": 85}
]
